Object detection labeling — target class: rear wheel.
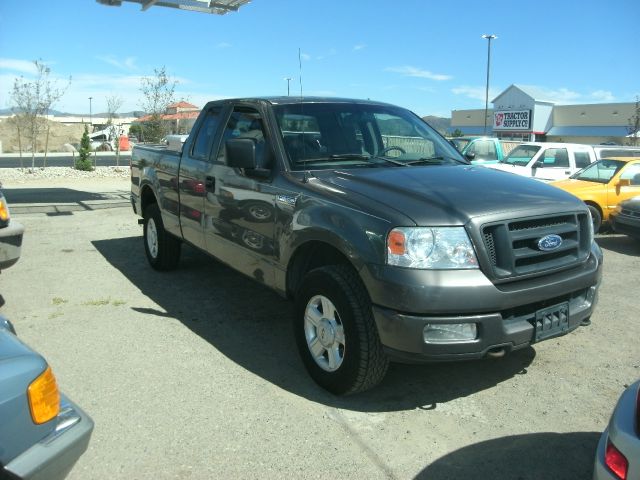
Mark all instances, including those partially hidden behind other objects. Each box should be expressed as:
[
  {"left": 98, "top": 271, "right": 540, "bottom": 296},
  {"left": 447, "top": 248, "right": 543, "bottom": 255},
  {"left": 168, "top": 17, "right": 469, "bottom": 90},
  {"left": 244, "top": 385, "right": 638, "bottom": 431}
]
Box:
[
  {"left": 587, "top": 204, "right": 602, "bottom": 233},
  {"left": 143, "top": 203, "right": 181, "bottom": 271},
  {"left": 294, "top": 265, "right": 389, "bottom": 395}
]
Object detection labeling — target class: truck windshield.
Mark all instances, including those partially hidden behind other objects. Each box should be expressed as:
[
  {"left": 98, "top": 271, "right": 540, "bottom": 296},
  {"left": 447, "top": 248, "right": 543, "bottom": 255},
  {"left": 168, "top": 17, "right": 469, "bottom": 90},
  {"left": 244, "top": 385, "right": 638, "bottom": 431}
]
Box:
[
  {"left": 500, "top": 144, "right": 540, "bottom": 166},
  {"left": 570, "top": 159, "right": 626, "bottom": 183},
  {"left": 272, "top": 102, "right": 465, "bottom": 170}
]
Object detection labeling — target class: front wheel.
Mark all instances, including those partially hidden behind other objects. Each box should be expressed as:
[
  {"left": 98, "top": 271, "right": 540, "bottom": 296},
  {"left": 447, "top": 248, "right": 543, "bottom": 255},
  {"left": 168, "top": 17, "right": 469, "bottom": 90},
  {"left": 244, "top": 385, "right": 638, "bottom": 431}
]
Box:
[
  {"left": 143, "top": 203, "right": 181, "bottom": 271},
  {"left": 587, "top": 204, "right": 602, "bottom": 233},
  {"left": 294, "top": 265, "right": 389, "bottom": 395}
]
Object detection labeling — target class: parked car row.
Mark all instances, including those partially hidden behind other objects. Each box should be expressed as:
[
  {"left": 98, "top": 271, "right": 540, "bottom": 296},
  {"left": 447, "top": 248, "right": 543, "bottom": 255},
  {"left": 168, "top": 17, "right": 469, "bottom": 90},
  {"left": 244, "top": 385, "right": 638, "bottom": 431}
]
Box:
[
  {"left": 450, "top": 137, "right": 640, "bottom": 238},
  {"left": 0, "top": 190, "right": 94, "bottom": 480}
]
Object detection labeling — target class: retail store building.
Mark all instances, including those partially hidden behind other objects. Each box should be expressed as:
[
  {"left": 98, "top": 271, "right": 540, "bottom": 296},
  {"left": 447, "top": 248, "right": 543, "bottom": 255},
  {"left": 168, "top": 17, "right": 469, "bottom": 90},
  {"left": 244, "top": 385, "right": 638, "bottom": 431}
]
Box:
[{"left": 451, "top": 85, "right": 638, "bottom": 145}]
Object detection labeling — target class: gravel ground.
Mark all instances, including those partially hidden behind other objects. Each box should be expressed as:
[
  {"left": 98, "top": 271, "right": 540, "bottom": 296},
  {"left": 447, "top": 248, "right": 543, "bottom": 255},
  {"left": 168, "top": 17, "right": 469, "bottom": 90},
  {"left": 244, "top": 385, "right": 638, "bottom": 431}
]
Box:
[
  {"left": 1, "top": 176, "right": 639, "bottom": 479},
  {"left": 0, "top": 166, "right": 131, "bottom": 189}
]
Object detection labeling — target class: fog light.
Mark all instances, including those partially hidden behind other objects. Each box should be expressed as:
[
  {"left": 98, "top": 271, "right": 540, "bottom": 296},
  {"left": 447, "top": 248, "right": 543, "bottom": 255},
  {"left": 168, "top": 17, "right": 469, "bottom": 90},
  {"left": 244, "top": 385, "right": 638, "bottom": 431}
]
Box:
[{"left": 423, "top": 323, "right": 477, "bottom": 343}]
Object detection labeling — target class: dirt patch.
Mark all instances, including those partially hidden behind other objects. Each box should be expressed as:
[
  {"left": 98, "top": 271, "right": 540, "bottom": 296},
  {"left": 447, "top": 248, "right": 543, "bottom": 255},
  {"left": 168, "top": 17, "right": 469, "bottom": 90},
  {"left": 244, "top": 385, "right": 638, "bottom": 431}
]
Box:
[{"left": 0, "top": 118, "right": 85, "bottom": 153}]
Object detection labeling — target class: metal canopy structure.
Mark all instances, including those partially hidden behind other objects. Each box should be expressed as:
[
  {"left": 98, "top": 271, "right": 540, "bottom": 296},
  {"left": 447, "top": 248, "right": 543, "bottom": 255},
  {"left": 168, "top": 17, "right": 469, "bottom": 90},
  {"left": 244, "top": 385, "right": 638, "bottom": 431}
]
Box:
[{"left": 96, "top": 0, "right": 250, "bottom": 15}]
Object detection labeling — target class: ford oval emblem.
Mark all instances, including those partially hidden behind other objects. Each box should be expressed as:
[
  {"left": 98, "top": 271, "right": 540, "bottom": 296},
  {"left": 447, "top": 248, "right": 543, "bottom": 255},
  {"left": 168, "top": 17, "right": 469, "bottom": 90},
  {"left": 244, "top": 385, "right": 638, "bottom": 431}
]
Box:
[{"left": 537, "top": 234, "right": 563, "bottom": 251}]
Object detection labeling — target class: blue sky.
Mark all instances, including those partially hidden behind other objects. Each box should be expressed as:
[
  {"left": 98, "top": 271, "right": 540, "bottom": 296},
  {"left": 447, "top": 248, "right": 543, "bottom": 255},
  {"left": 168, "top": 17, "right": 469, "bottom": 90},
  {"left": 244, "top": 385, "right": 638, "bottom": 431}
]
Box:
[{"left": 0, "top": 0, "right": 638, "bottom": 118}]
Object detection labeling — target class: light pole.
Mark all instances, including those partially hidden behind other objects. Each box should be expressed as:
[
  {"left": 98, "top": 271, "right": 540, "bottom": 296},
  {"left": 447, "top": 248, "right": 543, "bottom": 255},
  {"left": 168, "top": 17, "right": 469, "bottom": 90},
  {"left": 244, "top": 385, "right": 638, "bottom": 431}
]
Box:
[
  {"left": 88, "top": 96, "right": 93, "bottom": 128},
  {"left": 284, "top": 77, "right": 292, "bottom": 96},
  {"left": 481, "top": 34, "right": 497, "bottom": 136}
]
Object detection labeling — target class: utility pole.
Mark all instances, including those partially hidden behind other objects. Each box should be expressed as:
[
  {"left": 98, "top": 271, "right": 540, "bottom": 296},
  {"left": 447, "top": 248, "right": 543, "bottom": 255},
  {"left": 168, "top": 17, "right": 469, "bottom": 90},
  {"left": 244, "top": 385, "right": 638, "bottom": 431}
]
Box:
[
  {"left": 481, "top": 34, "right": 497, "bottom": 136},
  {"left": 89, "top": 96, "right": 93, "bottom": 129},
  {"left": 285, "top": 77, "right": 292, "bottom": 96}
]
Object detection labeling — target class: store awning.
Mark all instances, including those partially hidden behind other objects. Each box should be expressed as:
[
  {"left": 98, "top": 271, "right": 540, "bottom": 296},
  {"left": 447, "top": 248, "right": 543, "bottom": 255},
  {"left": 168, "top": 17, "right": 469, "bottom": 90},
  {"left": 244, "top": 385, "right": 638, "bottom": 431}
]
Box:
[{"left": 546, "top": 126, "right": 630, "bottom": 137}]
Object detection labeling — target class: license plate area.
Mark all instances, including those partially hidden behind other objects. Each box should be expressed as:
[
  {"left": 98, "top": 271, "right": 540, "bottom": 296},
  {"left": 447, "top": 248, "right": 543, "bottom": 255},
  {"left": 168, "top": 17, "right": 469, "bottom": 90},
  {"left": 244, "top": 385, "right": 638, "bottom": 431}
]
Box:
[{"left": 534, "top": 302, "right": 569, "bottom": 342}]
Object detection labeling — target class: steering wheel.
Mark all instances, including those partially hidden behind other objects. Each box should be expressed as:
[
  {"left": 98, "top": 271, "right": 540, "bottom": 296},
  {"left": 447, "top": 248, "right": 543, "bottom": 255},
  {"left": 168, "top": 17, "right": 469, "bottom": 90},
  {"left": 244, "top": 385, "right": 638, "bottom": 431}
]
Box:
[{"left": 379, "top": 146, "right": 406, "bottom": 156}]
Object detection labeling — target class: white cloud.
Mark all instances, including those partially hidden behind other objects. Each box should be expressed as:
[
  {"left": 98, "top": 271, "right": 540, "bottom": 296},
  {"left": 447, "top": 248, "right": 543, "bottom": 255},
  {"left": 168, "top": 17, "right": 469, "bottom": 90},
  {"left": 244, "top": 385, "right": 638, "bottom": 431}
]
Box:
[
  {"left": 451, "top": 85, "right": 500, "bottom": 103},
  {"left": 0, "top": 58, "right": 39, "bottom": 75},
  {"left": 517, "top": 85, "right": 581, "bottom": 103},
  {"left": 216, "top": 42, "right": 232, "bottom": 49},
  {"left": 96, "top": 55, "right": 138, "bottom": 71},
  {"left": 590, "top": 90, "right": 616, "bottom": 102},
  {"left": 353, "top": 44, "right": 366, "bottom": 51},
  {"left": 386, "top": 66, "right": 452, "bottom": 81},
  {"left": 300, "top": 52, "right": 311, "bottom": 61}
]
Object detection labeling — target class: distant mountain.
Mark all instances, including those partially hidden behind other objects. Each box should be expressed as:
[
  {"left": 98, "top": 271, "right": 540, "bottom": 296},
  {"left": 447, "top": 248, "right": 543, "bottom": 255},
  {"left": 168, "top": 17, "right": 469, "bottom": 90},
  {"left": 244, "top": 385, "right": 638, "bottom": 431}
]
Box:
[
  {"left": 422, "top": 116, "right": 451, "bottom": 135},
  {"left": 0, "top": 108, "right": 144, "bottom": 118}
]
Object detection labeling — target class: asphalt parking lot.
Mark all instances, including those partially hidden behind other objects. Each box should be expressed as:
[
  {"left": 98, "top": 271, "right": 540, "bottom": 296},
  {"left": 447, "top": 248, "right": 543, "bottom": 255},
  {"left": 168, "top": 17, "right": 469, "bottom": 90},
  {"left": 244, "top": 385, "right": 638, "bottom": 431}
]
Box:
[{"left": 1, "top": 179, "right": 639, "bottom": 480}]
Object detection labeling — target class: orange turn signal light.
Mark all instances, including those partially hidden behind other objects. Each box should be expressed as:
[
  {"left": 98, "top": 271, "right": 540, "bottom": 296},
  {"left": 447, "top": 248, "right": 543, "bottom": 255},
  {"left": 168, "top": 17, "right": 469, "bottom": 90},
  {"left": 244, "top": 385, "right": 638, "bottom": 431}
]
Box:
[
  {"left": 388, "top": 229, "right": 406, "bottom": 255},
  {"left": 28, "top": 366, "right": 60, "bottom": 424},
  {"left": 0, "top": 197, "right": 9, "bottom": 222}
]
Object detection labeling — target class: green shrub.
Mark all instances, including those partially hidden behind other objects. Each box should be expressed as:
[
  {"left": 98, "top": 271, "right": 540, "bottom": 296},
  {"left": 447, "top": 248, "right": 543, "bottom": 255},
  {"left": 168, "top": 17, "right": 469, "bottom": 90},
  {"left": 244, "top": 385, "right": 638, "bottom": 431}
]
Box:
[{"left": 75, "top": 125, "right": 94, "bottom": 171}]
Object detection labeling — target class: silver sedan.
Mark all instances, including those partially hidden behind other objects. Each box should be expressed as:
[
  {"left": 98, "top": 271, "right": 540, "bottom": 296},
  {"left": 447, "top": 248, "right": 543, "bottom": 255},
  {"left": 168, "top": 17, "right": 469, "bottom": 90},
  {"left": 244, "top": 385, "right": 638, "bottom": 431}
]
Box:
[{"left": 593, "top": 379, "right": 640, "bottom": 479}]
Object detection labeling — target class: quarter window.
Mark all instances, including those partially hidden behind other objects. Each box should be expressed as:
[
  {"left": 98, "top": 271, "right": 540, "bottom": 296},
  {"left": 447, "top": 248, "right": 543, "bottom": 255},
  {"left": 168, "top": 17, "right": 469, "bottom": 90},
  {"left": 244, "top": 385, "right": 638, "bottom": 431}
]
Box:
[
  {"left": 574, "top": 151, "right": 591, "bottom": 169},
  {"left": 191, "top": 108, "right": 221, "bottom": 160}
]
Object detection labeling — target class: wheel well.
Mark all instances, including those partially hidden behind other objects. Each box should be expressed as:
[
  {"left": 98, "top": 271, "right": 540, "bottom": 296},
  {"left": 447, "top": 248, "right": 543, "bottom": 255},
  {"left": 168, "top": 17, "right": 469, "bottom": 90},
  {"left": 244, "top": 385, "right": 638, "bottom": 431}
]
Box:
[
  {"left": 584, "top": 201, "right": 602, "bottom": 216},
  {"left": 286, "top": 241, "right": 353, "bottom": 298},
  {"left": 140, "top": 185, "right": 157, "bottom": 217}
]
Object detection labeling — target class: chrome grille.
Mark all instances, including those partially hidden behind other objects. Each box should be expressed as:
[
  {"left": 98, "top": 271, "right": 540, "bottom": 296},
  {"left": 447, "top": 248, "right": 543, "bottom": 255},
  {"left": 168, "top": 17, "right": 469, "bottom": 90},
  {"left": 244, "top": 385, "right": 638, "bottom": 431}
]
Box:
[{"left": 481, "top": 212, "right": 591, "bottom": 280}]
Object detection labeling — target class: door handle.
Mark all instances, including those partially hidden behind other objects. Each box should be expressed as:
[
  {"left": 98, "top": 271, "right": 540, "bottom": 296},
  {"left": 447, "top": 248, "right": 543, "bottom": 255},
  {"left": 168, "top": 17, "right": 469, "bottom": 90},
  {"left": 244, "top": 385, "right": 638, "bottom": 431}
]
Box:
[{"left": 205, "top": 176, "right": 215, "bottom": 192}]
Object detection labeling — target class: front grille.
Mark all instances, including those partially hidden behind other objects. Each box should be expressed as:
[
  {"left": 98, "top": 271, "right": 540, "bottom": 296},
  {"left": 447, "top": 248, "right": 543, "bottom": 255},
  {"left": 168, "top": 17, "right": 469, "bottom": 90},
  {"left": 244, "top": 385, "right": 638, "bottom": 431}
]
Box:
[
  {"left": 481, "top": 212, "right": 591, "bottom": 280},
  {"left": 620, "top": 208, "right": 640, "bottom": 218}
]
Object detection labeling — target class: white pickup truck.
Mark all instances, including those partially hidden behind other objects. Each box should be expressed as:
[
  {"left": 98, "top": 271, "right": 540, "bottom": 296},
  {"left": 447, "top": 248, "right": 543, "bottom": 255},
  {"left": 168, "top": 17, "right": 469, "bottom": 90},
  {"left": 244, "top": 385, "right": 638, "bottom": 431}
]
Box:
[{"left": 485, "top": 142, "right": 597, "bottom": 182}]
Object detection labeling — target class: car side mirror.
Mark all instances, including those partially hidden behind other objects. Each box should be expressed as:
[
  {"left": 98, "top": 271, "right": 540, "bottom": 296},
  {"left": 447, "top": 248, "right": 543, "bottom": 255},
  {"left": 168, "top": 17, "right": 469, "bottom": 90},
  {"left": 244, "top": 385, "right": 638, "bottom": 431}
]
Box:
[
  {"left": 226, "top": 138, "right": 271, "bottom": 178},
  {"left": 533, "top": 161, "right": 544, "bottom": 168},
  {"left": 464, "top": 152, "right": 476, "bottom": 160},
  {"left": 617, "top": 178, "right": 631, "bottom": 188}
]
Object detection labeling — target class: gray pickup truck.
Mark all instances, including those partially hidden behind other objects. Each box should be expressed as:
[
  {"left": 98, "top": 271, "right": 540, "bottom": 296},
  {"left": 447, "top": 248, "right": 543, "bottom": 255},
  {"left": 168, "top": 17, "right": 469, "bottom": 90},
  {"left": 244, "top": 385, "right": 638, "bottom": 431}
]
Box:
[{"left": 131, "top": 97, "right": 602, "bottom": 395}]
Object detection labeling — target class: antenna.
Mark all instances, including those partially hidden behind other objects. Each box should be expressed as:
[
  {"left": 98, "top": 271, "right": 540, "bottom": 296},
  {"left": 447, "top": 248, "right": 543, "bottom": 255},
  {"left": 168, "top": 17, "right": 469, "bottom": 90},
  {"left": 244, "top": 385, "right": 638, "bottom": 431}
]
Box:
[{"left": 298, "top": 47, "right": 303, "bottom": 98}]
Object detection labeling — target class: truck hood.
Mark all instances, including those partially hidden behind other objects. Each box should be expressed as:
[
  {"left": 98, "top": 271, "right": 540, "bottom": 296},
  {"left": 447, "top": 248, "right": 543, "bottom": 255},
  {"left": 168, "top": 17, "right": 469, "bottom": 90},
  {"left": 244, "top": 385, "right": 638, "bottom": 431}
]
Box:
[{"left": 311, "top": 165, "right": 582, "bottom": 226}]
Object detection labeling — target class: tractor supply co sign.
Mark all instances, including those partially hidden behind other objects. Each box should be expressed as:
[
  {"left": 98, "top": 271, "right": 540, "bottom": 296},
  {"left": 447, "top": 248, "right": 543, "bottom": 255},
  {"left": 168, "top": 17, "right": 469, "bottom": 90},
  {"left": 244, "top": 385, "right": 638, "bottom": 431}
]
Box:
[{"left": 494, "top": 110, "right": 531, "bottom": 130}]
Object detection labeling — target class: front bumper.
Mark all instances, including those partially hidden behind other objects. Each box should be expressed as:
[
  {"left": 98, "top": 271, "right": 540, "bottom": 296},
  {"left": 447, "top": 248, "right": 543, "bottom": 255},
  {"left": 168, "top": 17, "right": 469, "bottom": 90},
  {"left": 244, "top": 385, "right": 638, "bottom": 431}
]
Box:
[
  {"left": 610, "top": 210, "right": 640, "bottom": 239},
  {"left": 0, "top": 220, "right": 24, "bottom": 270},
  {"left": 362, "top": 244, "right": 602, "bottom": 362},
  {"left": 4, "top": 395, "right": 94, "bottom": 480}
]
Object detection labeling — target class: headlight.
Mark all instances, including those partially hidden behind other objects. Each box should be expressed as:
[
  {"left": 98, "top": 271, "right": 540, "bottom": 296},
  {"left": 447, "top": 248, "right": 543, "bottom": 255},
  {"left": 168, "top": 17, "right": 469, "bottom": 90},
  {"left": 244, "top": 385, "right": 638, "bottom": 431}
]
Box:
[
  {"left": 387, "top": 227, "right": 478, "bottom": 269},
  {"left": 586, "top": 208, "right": 594, "bottom": 242}
]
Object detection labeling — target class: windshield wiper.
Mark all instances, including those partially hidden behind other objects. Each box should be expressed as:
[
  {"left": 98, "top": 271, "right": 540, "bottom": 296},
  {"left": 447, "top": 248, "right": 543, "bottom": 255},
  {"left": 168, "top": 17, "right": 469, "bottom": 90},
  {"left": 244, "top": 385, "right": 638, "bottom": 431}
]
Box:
[
  {"left": 330, "top": 154, "right": 409, "bottom": 167},
  {"left": 404, "top": 156, "right": 447, "bottom": 166}
]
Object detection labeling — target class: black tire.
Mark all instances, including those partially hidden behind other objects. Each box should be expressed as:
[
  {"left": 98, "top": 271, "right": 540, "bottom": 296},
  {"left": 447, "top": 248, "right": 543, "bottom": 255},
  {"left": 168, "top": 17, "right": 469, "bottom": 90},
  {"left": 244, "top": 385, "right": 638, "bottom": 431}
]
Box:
[
  {"left": 294, "top": 265, "right": 389, "bottom": 395},
  {"left": 587, "top": 204, "right": 602, "bottom": 233},
  {"left": 143, "top": 203, "right": 181, "bottom": 271},
  {"left": 242, "top": 201, "right": 274, "bottom": 223}
]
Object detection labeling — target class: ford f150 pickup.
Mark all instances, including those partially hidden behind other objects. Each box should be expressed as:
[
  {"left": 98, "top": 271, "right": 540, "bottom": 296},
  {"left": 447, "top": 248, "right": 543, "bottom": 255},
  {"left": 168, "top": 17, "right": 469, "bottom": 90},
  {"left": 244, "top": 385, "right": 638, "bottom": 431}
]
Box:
[{"left": 131, "top": 97, "right": 603, "bottom": 395}]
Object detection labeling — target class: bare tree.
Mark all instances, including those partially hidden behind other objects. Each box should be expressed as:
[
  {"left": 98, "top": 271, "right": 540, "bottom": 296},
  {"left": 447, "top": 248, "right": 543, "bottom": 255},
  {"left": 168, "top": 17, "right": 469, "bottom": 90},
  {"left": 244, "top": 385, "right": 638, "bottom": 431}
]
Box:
[
  {"left": 9, "top": 60, "right": 70, "bottom": 169},
  {"left": 139, "top": 66, "right": 177, "bottom": 143},
  {"left": 628, "top": 96, "right": 640, "bottom": 147},
  {"left": 106, "top": 94, "right": 124, "bottom": 165}
]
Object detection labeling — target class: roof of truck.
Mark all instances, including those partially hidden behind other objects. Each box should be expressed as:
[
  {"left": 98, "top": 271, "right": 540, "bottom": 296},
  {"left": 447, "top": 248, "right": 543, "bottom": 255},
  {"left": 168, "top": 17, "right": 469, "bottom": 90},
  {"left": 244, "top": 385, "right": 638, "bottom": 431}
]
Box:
[{"left": 204, "top": 96, "right": 400, "bottom": 108}]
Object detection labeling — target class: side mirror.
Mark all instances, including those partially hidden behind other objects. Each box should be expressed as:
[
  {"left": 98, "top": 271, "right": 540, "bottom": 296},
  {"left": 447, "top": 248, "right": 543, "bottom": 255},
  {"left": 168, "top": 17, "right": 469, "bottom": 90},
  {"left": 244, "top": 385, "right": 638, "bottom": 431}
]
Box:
[
  {"left": 226, "top": 138, "right": 257, "bottom": 169},
  {"left": 226, "top": 138, "right": 271, "bottom": 178},
  {"left": 617, "top": 178, "right": 631, "bottom": 188},
  {"left": 533, "top": 161, "right": 544, "bottom": 169},
  {"left": 464, "top": 152, "right": 476, "bottom": 160}
]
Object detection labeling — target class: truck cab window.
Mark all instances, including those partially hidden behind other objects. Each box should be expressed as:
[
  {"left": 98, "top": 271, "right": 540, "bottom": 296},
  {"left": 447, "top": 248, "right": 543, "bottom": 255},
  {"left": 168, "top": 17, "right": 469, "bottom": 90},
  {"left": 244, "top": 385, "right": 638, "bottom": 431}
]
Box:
[
  {"left": 469, "top": 140, "right": 497, "bottom": 159},
  {"left": 191, "top": 108, "right": 222, "bottom": 160},
  {"left": 574, "top": 151, "right": 591, "bottom": 169}
]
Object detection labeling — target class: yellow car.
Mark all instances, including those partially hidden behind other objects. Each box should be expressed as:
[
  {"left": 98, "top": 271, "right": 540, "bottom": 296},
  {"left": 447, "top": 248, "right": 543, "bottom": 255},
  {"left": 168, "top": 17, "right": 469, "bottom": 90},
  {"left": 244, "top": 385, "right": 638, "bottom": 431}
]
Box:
[{"left": 551, "top": 157, "right": 640, "bottom": 232}]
